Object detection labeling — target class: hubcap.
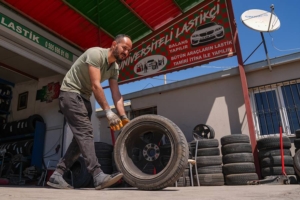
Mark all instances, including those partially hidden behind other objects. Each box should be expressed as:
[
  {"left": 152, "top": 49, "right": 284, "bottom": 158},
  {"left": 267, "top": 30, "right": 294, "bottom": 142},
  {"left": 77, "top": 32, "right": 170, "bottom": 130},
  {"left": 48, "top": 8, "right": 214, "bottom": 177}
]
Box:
[{"left": 143, "top": 143, "right": 160, "bottom": 161}]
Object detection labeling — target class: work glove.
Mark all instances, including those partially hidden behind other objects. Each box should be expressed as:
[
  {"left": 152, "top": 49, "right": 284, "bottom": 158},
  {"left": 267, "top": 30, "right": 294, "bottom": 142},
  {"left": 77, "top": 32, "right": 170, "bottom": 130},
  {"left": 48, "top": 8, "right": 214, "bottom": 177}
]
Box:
[
  {"left": 105, "top": 109, "right": 122, "bottom": 131},
  {"left": 120, "top": 115, "right": 130, "bottom": 126}
]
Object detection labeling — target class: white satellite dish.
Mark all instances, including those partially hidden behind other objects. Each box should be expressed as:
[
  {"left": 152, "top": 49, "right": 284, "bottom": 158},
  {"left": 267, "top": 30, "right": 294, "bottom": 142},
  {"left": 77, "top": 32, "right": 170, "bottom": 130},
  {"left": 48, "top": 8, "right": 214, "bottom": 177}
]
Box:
[{"left": 241, "top": 9, "right": 280, "bottom": 32}]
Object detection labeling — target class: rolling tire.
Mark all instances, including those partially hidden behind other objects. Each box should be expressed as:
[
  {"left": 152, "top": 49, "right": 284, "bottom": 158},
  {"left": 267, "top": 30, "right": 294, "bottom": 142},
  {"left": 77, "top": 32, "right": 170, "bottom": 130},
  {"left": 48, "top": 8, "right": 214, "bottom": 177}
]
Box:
[{"left": 114, "top": 114, "right": 189, "bottom": 190}]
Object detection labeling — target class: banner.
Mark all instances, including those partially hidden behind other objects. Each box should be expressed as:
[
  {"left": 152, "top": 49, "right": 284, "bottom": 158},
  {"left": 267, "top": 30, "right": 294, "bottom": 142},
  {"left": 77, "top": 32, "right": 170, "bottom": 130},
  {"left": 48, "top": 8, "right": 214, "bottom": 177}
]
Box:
[{"left": 118, "top": 0, "right": 236, "bottom": 84}]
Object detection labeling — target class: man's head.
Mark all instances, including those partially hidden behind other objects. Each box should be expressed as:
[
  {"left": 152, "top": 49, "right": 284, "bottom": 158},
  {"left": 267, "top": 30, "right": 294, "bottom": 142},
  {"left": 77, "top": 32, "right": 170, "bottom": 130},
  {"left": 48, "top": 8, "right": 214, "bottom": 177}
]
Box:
[{"left": 111, "top": 34, "right": 132, "bottom": 63}]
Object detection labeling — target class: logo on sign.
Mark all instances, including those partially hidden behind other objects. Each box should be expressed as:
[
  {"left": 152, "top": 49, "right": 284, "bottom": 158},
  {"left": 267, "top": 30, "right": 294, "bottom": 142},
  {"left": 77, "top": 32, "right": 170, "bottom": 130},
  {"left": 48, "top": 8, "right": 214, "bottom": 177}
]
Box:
[{"left": 134, "top": 55, "right": 167, "bottom": 76}]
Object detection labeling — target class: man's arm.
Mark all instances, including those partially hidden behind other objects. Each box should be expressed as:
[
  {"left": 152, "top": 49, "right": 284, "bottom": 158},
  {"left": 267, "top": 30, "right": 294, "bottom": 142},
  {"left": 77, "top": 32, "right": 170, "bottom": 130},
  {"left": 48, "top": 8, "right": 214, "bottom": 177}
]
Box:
[
  {"left": 89, "top": 65, "right": 122, "bottom": 130},
  {"left": 89, "top": 65, "right": 110, "bottom": 110},
  {"left": 109, "top": 78, "right": 130, "bottom": 126},
  {"left": 109, "top": 78, "right": 125, "bottom": 116}
]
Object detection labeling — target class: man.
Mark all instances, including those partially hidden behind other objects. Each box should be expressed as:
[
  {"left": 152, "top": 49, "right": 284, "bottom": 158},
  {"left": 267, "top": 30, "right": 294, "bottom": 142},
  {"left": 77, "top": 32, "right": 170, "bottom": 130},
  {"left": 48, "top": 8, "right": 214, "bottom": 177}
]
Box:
[{"left": 47, "top": 34, "right": 132, "bottom": 190}]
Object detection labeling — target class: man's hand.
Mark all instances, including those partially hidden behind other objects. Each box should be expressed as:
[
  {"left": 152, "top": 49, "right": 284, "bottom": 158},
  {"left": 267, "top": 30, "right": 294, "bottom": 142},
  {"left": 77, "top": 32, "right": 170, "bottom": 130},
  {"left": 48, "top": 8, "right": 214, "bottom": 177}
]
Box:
[
  {"left": 105, "top": 110, "right": 122, "bottom": 131},
  {"left": 120, "top": 115, "right": 130, "bottom": 126}
]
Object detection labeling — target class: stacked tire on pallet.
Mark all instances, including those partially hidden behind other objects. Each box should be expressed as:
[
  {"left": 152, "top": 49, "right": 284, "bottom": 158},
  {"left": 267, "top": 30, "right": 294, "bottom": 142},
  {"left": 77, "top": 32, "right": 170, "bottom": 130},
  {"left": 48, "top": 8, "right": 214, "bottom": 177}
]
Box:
[
  {"left": 190, "top": 139, "right": 224, "bottom": 186},
  {"left": 221, "top": 134, "right": 258, "bottom": 185},
  {"left": 257, "top": 135, "right": 296, "bottom": 183}
]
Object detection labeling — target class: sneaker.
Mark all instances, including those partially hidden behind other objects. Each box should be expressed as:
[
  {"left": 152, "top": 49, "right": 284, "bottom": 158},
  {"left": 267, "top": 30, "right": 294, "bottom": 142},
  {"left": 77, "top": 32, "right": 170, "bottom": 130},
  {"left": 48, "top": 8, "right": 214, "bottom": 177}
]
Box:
[
  {"left": 94, "top": 172, "right": 123, "bottom": 190},
  {"left": 47, "top": 171, "right": 74, "bottom": 189}
]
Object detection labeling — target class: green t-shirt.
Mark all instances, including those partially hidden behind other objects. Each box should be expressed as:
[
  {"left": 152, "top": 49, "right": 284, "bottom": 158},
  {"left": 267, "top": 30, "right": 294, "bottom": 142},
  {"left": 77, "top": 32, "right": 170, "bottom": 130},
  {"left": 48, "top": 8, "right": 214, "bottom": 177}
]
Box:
[{"left": 60, "top": 47, "right": 119, "bottom": 99}]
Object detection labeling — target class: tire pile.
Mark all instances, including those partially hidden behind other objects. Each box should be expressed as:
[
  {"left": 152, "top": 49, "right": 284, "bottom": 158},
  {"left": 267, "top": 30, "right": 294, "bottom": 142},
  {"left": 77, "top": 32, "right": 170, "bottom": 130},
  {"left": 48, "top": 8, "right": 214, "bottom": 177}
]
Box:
[
  {"left": 0, "top": 114, "right": 44, "bottom": 137},
  {"left": 294, "top": 129, "right": 300, "bottom": 153},
  {"left": 221, "top": 134, "right": 258, "bottom": 185},
  {"left": 257, "top": 136, "right": 296, "bottom": 182},
  {"left": 0, "top": 84, "right": 12, "bottom": 113},
  {"left": 191, "top": 139, "right": 224, "bottom": 186},
  {"left": 94, "top": 142, "right": 114, "bottom": 175},
  {"left": 63, "top": 156, "right": 92, "bottom": 188}
]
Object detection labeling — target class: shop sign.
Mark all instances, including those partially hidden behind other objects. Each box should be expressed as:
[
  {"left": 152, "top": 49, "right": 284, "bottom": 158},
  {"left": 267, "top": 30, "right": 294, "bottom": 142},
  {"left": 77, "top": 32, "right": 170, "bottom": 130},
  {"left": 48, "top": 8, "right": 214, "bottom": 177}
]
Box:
[
  {"left": 118, "top": 0, "right": 236, "bottom": 84},
  {"left": 0, "top": 13, "right": 73, "bottom": 61}
]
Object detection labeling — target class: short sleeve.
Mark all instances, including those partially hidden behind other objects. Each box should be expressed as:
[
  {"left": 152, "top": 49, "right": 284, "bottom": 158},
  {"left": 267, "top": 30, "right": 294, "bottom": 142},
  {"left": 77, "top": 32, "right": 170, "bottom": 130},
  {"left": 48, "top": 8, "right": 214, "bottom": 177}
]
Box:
[{"left": 84, "top": 48, "right": 102, "bottom": 69}]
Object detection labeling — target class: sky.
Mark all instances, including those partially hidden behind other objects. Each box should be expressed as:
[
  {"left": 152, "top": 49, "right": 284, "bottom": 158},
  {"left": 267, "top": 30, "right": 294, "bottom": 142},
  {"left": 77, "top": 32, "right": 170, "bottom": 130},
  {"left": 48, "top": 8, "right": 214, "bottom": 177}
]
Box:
[{"left": 97, "top": 0, "right": 300, "bottom": 109}]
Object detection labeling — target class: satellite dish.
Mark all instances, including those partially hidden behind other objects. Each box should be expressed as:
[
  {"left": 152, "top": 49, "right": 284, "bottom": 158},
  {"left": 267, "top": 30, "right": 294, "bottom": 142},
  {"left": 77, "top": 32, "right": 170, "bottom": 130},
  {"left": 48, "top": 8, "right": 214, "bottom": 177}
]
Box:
[{"left": 241, "top": 9, "right": 280, "bottom": 32}]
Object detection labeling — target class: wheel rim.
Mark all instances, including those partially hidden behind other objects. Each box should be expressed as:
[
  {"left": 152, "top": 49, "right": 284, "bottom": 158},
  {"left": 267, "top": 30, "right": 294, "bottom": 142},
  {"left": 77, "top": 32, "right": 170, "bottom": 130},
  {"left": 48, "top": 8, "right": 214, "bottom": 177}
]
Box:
[{"left": 123, "top": 122, "right": 173, "bottom": 175}]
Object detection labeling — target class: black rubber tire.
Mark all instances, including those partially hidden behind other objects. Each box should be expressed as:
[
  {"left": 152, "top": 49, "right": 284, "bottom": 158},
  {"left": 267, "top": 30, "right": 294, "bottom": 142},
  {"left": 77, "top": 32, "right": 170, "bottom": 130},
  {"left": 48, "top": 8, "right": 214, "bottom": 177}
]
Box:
[
  {"left": 295, "top": 129, "right": 300, "bottom": 138},
  {"left": 261, "top": 166, "right": 295, "bottom": 177},
  {"left": 176, "top": 176, "right": 191, "bottom": 187},
  {"left": 260, "top": 156, "right": 294, "bottom": 167},
  {"left": 293, "top": 150, "right": 300, "bottom": 177},
  {"left": 222, "top": 163, "right": 256, "bottom": 175},
  {"left": 95, "top": 150, "right": 113, "bottom": 159},
  {"left": 257, "top": 136, "right": 291, "bottom": 150},
  {"left": 94, "top": 142, "right": 113, "bottom": 152},
  {"left": 196, "top": 165, "right": 222, "bottom": 174},
  {"left": 222, "top": 153, "right": 254, "bottom": 164},
  {"left": 258, "top": 148, "right": 291, "bottom": 159},
  {"left": 114, "top": 114, "right": 189, "bottom": 190},
  {"left": 225, "top": 173, "right": 258, "bottom": 185},
  {"left": 98, "top": 158, "right": 112, "bottom": 166},
  {"left": 63, "top": 157, "right": 92, "bottom": 188},
  {"left": 194, "top": 173, "right": 224, "bottom": 186},
  {"left": 189, "top": 139, "right": 219, "bottom": 149},
  {"left": 294, "top": 138, "right": 300, "bottom": 149},
  {"left": 221, "top": 143, "right": 252, "bottom": 155},
  {"left": 220, "top": 134, "right": 250, "bottom": 146},
  {"left": 191, "top": 147, "right": 220, "bottom": 156},
  {"left": 195, "top": 156, "right": 222, "bottom": 167},
  {"left": 27, "top": 114, "right": 44, "bottom": 133}
]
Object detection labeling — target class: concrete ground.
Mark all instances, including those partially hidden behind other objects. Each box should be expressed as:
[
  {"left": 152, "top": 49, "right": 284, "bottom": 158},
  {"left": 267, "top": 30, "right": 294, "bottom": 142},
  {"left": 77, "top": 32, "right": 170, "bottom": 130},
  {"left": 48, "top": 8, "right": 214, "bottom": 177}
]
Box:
[{"left": 0, "top": 185, "right": 299, "bottom": 200}]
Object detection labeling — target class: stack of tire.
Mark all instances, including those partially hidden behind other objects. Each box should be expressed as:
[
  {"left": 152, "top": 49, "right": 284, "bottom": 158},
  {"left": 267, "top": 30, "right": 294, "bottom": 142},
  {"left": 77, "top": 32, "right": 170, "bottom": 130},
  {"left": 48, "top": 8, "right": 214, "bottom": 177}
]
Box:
[
  {"left": 0, "top": 114, "right": 44, "bottom": 137},
  {"left": 294, "top": 129, "right": 300, "bottom": 181},
  {"left": 294, "top": 129, "right": 300, "bottom": 153},
  {"left": 63, "top": 156, "right": 92, "bottom": 188},
  {"left": 221, "top": 134, "right": 258, "bottom": 185},
  {"left": 94, "top": 142, "right": 114, "bottom": 174},
  {"left": 0, "top": 139, "right": 34, "bottom": 157},
  {"left": 190, "top": 139, "right": 224, "bottom": 186},
  {"left": 257, "top": 135, "right": 296, "bottom": 183}
]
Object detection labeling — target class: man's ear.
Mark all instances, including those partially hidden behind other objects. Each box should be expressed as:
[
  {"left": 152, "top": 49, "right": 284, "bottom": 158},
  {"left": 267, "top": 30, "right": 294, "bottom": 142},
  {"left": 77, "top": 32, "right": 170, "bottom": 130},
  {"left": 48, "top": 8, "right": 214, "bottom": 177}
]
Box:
[{"left": 112, "top": 41, "right": 117, "bottom": 48}]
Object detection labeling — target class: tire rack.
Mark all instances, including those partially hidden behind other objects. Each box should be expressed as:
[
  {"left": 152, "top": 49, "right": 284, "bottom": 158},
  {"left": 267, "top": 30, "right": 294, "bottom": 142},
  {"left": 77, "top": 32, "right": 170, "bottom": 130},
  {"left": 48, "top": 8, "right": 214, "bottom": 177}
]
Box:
[{"left": 0, "top": 121, "right": 46, "bottom": 171}]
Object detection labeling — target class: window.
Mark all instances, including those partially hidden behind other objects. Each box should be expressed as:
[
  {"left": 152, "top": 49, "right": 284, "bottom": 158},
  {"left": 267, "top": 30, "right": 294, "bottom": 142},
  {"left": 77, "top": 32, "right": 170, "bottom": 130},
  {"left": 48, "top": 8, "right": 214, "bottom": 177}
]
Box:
[
  {"left": 129, "top": 106, "right": 157, "bottom": 119},
  {"left": 250, "top": 79, "right": 300, "bottom": 137}
]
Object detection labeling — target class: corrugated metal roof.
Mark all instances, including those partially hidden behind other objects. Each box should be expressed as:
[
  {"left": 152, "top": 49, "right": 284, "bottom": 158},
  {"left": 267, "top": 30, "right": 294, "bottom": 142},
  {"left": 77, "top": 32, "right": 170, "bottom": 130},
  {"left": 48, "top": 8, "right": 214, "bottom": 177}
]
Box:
[{"left": 2, "top": 0, "right": 208, "bottom": 50}]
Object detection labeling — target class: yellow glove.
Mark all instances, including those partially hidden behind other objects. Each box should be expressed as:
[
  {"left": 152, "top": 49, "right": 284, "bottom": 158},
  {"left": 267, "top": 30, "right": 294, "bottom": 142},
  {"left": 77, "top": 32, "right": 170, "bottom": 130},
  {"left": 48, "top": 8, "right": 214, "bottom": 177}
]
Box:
[
  {"left": 105, "top": 109, "right": 123, "bottom": 131},
  {"left": 120, "top": 115, "right": 130, "bottom": 126}
]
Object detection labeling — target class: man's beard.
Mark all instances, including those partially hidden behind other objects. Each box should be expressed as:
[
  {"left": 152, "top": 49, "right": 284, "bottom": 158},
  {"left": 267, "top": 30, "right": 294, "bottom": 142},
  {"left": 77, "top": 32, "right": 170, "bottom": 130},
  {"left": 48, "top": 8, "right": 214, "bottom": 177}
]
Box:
[{"left": 113, "top": 49, "right": 124, "bottom": 63}]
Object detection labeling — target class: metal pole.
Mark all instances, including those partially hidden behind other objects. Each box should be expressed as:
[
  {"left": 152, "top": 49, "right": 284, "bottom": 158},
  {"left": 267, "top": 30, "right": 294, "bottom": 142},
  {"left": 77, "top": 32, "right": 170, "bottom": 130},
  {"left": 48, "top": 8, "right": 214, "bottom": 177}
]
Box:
[
  {"left": 227, "top": 0, "right": 261, "bottom": 178},
  {"left": 260, "top": 32, "right": 272, "bottom": 71}
]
